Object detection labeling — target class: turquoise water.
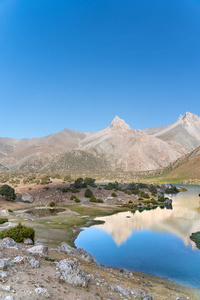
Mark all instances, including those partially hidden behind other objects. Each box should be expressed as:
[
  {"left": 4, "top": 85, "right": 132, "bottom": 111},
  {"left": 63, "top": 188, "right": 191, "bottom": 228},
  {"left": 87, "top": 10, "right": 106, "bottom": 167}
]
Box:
[{"left": 75, "top": 185, "right": 200, "bottom": 288}]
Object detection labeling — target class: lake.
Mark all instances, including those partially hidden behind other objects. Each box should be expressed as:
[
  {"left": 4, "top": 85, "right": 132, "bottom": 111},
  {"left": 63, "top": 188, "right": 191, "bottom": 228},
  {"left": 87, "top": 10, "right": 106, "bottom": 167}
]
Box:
[{"left": 75, "top": 185, "right": 200, "bottom": 288}]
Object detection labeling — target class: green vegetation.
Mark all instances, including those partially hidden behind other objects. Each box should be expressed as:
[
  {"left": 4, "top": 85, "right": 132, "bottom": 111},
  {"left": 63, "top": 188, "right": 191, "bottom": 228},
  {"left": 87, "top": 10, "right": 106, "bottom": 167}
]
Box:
[
  {"left": 49, "top": 201, "right": 55, "bottom": 207},
  {"left": 0, "top": 218, "right": 8, "bottom": 224},
  {"left": 111, "top": 192, "right": 117, "bottom": 197},
  {"left": 0, "top": 222, "right": 35, "bottom": 243},
  {"left": 84, "top": 188, "right": 93, "bottom": 198},
  {"left": 123, "top": 190, "right": 132, "bottom": 195},
  {"left": 89, "top": 196, "right": 104, "bottom": 203},
  {"left": 137, "top": 183, "right": 148, "bottom": 189},
  {"left": 179, "top": 186, "right": 188, "bottom": 192},
  {"left": 45, "top": 256, "right": 56, "bottom": 262},
  {"left": 74, "top": 198, "right": 81, "bottom": 203},
  {"left": 140, "top": 191, "right": 150, "bottom": 199},
  {"left": 70, "top": 195, "right": 77, "bottom": 200},
  {"left": 57, "top": 187, "right": 70, "bottom": 192},
  {"left": 190, "top": 232, "right": 200, "bottom": 249},
  {"left": 69, "top": 205, "right": 128, "bottom": 216},
  {"left": 8, "top": 209, "right": 13, "bottom": 212},
  {"left": 0, "top": 184, "right": 16, "bottom": 200}
]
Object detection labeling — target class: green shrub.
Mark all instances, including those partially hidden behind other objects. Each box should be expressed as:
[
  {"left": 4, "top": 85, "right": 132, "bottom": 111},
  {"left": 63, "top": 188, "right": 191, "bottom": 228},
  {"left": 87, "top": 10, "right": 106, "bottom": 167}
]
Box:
[
  {"left": 0, "top": 218, "right": 8, "bottom": 224},
  {"left": 158, "top": 195, "right": 168, "bottom": 202},
  {"left": 137, "top": 183, "right": 148, "bottom": 189},
  {"left": 89, "top": 196, "right": 103, "bottom": 203},
  {"left": 138, "top": 197, "right": 143, "bottom": 201},
  {"left": 148, "top": 185, "right": 157, "bottom": 194},
  {"left": 28, "top": 187, "right": 32, "bottom": 190},
  {"left": 70, "top": 195, "right": 76, "bottom": 200},
  {"left": 0, "top": 222, "right": 35, "bottom": 243},
  {"left": 84, "top": 188, "right": 93, "bottom": 198},
  {"left": 123, "top": 190, "right": 132, "bottom": 195},
  {"left": 143, "top": 200, "right": 151, "bottom": 204},
  {"left": 111, "top": 192, "right": 117, "bottom": 197},
  {"left": 84, "top": 177, "right": 96, "bottom": 186},
  {"left": 128, "top": 200, "right": 133, "bottom": 204},
  {"left": 74, "top": 198, "right": 81, "bottom": 203},
  {"left": 49, "top": 201, "right": 55, "bottom": 207},
  {"left": 43, "top": 186, "right": 49, "bottom": 190},
  {"left": 150, "top": 198, "right": 158, "bottom": 205},
  {"left": 70, "top": 187, "right": 79, "bottom": 193},
  {"left": 8, "top": 209, "right": 13, "bottom": 213},
  {"left": 0, "top": 184, "right": 16, "bottom": 200},
  {"left": 57, "top": 187, "right": 70, "bottom": 193},
  {"left": 140, "top": 191, "right": 150, "bottom": 199},
  {"left": 132, "top": 188, "right": 140, "bottom": 195}
]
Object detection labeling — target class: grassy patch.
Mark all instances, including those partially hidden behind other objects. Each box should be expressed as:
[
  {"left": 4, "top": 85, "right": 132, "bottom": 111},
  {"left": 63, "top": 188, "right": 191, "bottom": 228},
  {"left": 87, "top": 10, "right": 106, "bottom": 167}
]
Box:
[{"left": 68, "top": 205, "right": 128, "bottom": 217}]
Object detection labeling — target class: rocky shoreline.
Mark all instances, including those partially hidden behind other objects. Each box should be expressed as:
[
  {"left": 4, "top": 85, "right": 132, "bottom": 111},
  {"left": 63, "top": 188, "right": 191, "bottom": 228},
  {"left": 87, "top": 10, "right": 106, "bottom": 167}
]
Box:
[{"left": 0, "top": 237, "right": 199, "bottom": 300}]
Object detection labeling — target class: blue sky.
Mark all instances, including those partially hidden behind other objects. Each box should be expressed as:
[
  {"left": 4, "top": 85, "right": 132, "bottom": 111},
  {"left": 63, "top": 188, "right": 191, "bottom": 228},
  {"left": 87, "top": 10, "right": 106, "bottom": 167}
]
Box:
[{"left": 0, "top": 0, "right": 200, "bottom": 138}]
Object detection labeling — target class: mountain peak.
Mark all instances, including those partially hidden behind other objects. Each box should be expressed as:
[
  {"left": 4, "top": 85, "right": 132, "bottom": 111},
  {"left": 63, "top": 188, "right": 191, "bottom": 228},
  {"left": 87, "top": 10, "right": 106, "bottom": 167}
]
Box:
[
  {"left": 179, "top": 112, "right": 200, "bottom": 123},
  {"left": 110, "top": 116, "right": 131, "bottom": 130}
]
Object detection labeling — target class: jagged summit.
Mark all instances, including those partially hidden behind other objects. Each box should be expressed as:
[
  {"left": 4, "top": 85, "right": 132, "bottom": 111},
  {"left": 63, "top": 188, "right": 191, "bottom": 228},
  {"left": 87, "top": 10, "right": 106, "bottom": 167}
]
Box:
[
  {"left": 109, "top": 116, "right": 131, "bottom": 130},
  {"left": 179, "top": 112, "right": 200, "bottom": 123}
]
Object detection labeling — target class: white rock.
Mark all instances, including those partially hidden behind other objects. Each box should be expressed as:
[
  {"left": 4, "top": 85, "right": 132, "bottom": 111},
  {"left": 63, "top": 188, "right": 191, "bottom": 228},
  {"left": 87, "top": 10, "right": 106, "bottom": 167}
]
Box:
[
  {"left": 56, "top": 258, "right": 89, "bottom": 287},
  {"left": 0, "top": 238, "right": 18, "bottom": 249},
  {"left": 35, "top": 287, "right": 50, "bottom": 297},
  {"left": 27, "top": 245, "right": 48, "bottom": 256}
]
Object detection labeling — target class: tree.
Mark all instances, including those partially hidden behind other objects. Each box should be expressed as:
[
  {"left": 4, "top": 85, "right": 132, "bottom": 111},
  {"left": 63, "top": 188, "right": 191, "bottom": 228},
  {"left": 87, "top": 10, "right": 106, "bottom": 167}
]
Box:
[{"left": 0, "top": 184, "right": 16, "bottom": 200}]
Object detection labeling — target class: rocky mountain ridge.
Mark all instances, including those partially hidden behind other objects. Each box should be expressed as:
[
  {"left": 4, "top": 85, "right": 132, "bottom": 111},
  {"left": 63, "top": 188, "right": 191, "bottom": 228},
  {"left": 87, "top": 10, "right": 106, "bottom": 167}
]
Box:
[{"left": 0, "top": 112, "right": 200, "bottom": 174}]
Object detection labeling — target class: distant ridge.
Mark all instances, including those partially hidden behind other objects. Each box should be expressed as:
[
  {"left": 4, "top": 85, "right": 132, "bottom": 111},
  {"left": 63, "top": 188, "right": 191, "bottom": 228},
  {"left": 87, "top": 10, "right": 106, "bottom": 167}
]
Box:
[{"left": 1, "top": 113, "right": 200, "bottom": 174}]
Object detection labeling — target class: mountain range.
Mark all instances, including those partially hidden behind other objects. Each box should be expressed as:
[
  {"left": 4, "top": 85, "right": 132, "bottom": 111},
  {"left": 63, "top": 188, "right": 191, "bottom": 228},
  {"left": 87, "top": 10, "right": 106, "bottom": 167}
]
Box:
[{"left": 0, "top": 112, "right": 200, "bottom": 174}]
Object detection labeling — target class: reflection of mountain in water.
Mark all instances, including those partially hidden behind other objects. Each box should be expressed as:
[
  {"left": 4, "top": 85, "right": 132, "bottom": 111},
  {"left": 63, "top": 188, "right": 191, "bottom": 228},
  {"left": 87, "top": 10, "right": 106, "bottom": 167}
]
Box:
[{"left": 95, "top": 199, "right": 200, "bottom": 248}]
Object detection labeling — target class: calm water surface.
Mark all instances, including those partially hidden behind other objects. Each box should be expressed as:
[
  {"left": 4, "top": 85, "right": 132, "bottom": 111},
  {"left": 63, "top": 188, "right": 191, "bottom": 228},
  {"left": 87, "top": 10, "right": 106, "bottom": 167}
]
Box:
[{"left": 75, "top": 185, "right": 200, "bottom": 288}]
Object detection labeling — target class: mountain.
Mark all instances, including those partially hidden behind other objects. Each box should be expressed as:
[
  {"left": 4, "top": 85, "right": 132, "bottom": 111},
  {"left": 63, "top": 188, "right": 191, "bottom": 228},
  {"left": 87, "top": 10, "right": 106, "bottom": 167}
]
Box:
[
  {"left": 0, "top": 116, "right": 185, "bottom": 173},
  {"left": 144, "top": 112, "right": 200, "bottom": 153},
  {"left": 79, "top": 116, "right": 181, "bottom": 172}
]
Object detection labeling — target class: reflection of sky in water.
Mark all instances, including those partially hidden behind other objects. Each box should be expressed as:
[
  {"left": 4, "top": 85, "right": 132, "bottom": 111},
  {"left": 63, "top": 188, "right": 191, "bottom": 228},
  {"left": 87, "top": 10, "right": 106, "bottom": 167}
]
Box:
[{"left": 75, "top": 185, "right": 200, "bottom": 288}]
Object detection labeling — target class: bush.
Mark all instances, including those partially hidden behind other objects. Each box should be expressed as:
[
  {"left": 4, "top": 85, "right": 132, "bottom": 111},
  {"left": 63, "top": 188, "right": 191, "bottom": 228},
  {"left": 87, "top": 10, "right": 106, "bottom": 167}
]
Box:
[
  {"left": 0, "top": 222, "right": 35, "bottom": 243},
  {"left": 84, "top": 188, "right": 93, "bottom": 198},
  {"left": 0, "top": 185, "right": 16, "bottom": 200},
  {"left": 123, "top": 190, "right": 132, "bottom": 195},
  {"left": 8, "top": 209, "right": 13, "bottom": 213},
  {"left": 74, "top": 198, "right": 81, "bottom": 203},
  {"left": 132, "top": 188, "right": 140, "bottom": 195},
  {"left": 70, "top": 187, "right": 79, "bottom": 193},
  {"left": 84, "top": 177, "right": 96, "bottom": 186},
  {"left": 138, "top": 197, "right": 143, "bottom": 201},
  {"left": 73, "top": 178, "right": 84, "bottom": 188},
  {"left": 57, "top": 187, "right": 70, "bottom": 193},
  {"left": 0, "top": 218, "right": 8, "bottom": 224},
  {"left": 150, "top": 198, "right": 158, "bottom": 205},
  {"left": 43, "top": 186, "right": 49, "bottom": 190},
  {"left": 111, "top": 192, "right": 117, "bottom": 197},
  {"left": 137, "top": 183, "right": 148, "bottom": 189},
  {"left": 49, "top": 201, "right": 55, "bottom": 207},
  {"left": 140, "top": 191, "right": 150, "bottom": 199},
  {"left": 89, "top": 196, "right": 103, "bottom": 203},
  {"left": 104, "top": 182, "right": 119, "bottom": 190},
  {"left": 70, "top": 195, "right": 76, "bottom": 200},
  {"left": 128, "top": 200, "right": 133, "bottom": 204},
  {"left": 148, "top": 185, "right": 157, "bottom": 194}
]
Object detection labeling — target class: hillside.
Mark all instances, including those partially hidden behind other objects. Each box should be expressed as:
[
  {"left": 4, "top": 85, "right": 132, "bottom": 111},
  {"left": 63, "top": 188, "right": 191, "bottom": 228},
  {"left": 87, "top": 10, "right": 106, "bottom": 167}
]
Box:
[{"left": 165, "top": 146, "right": 200, "bottom": 179}]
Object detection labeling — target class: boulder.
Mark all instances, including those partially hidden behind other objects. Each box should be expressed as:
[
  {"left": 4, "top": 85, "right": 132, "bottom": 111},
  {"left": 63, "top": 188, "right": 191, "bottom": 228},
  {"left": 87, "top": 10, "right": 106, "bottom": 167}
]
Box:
[
  {"left": 0, "top": 270, "right": 7, "bottom": 278},
  {"left": 35, "top": 287, "right": 50, "bottom": 297},
  {"left": 56, "top": 258, "right": 89, "bottom": 287},
  {"left": 0, "top": 259, "right": 7, "bottom": 270},
  {"left": 58, "top": 242, "right": 100, "bottom": 266},
  {"left": 164, "top": 198, "right": 172, "bottom": 206},
  {"left": 11, "top": 255, "right": 40, "bottom": 268},
  {"left": 0, "top": 237, "right": 18, "bottom": 249},
  {"left": 24, "top": 238, "right": 34, "bottom": 245},
  {"left": 21, "top": 193, "right": 34, "bottom": 203},
  {"left": 27, "top": 244, "right": 48, "bottom": 256},
  {"left": 0, "top": 209, "right": 9, "bottom": 217}
]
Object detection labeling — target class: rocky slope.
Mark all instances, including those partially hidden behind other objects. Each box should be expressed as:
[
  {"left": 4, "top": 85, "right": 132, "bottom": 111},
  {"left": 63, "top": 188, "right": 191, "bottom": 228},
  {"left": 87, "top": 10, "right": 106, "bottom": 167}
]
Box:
[
  {"left": 144, "top": 112, "right": 200, "bottom": 153},
  {"left": 0, "top": 116, "right": 182, "bottom": 173}
]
